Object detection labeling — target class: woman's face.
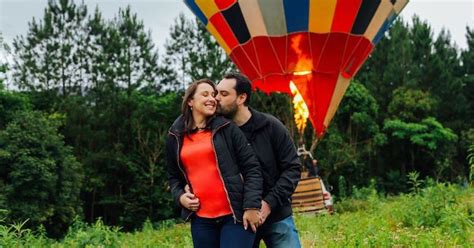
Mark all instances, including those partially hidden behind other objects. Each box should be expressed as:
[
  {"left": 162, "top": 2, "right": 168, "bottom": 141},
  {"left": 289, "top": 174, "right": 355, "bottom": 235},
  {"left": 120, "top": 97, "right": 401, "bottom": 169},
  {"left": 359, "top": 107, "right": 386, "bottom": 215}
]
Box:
[{"left": 188, "top": 83, "right": 217, "bottom": 117}]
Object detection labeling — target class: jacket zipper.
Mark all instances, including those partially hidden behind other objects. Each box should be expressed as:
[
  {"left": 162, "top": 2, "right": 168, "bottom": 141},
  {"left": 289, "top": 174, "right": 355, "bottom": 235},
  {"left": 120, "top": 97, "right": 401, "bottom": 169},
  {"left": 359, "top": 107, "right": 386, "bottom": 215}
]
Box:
[
  {"left": 211, "top": 121, "right": 239, "bottom": 223},
  {"left": 169, "top": 131, "right": 194, "bottom": 221}
]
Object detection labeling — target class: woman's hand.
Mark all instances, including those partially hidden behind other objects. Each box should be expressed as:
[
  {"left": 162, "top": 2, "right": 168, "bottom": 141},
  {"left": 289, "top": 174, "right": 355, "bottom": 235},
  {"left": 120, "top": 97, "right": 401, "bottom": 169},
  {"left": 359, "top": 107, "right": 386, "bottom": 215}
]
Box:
[
  {"left": 179, "top": 192, "right": 200, "bottom": 211},
  {"left": 243, "top": 209, "right": 261, "bottom": 233}
]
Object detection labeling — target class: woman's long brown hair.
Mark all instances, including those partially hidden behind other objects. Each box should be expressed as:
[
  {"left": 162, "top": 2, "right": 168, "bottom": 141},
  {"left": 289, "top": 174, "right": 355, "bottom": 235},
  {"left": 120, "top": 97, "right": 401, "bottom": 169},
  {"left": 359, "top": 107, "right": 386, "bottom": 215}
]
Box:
[{"left": 181, "top": 79, "right": 216, "bottom": 135}]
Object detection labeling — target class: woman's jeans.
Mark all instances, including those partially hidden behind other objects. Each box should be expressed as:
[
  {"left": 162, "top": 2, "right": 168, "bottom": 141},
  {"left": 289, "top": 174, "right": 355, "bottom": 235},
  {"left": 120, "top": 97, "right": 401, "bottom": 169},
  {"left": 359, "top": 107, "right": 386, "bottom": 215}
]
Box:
[{"left": 191, "top": 215, "right": 255, "bottom": 248}]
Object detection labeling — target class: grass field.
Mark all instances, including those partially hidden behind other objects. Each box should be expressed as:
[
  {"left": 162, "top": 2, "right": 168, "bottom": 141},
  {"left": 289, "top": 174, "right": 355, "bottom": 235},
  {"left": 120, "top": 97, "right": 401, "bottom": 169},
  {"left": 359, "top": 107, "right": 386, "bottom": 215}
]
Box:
[{"left": 1, "top": 183, "right": 472, "bottom": 247}]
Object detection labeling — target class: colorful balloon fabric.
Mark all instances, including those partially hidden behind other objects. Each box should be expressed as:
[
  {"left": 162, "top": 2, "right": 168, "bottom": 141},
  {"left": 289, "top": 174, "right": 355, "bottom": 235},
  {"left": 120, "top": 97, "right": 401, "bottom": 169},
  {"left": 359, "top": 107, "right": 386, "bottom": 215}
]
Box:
[{"left": 184, "top": 0, "right": 408, "bottom": 137}]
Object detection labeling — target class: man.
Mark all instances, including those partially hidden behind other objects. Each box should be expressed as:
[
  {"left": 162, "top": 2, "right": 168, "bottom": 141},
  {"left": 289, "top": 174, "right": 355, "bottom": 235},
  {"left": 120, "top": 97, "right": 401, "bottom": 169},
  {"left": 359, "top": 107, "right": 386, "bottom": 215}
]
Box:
[
  {"left": 302, "top": 154, "right": 318, "bottom": 177},
  {"left": 215, "top": 72, "right": 302, "bottom": 248}
]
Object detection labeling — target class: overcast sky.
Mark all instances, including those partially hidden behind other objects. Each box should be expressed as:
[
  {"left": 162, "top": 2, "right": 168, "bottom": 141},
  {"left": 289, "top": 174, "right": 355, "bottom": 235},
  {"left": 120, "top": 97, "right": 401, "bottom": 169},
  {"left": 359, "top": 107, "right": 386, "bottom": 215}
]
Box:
[{"left": 1, "top": 0, "right": 473, "bottom": 56}]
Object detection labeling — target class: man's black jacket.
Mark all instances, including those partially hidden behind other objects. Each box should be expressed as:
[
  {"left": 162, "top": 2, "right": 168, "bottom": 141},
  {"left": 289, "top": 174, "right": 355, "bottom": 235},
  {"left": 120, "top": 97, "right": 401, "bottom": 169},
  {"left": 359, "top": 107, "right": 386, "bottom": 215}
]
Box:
[
  {"left": 243, "top": 109, "right": 301, "bottom": 225},
  {"left": 166, "top": 115, "right": 262, "bottom": 222}
]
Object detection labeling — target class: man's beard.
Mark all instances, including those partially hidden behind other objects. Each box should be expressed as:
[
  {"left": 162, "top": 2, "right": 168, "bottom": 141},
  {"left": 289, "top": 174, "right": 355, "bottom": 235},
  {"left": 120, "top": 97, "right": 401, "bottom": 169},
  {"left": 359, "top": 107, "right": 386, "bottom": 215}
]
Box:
[{"left": 217, "top": 101, "right": 238, "bottom": 119}]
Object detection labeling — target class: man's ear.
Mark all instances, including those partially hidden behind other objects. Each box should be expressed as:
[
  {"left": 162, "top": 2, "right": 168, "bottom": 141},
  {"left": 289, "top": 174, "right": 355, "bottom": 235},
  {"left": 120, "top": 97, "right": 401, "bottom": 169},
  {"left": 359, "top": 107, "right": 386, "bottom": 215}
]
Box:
[{"left": 237, "top": 93, "right": 247, "bottom": 105}]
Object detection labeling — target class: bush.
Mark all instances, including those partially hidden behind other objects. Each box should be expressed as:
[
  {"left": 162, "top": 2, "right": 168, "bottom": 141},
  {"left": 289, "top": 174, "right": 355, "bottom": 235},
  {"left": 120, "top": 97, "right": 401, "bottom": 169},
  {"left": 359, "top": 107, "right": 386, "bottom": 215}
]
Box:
[
  {"left": 62, "top": 218, "right": 121, "bottom": 247},
  {"left": 389, "top": 183, "right": 472, "bottom": 242},
  {"left": 0, "top": 111, "right": 83, "bottom": 237}
]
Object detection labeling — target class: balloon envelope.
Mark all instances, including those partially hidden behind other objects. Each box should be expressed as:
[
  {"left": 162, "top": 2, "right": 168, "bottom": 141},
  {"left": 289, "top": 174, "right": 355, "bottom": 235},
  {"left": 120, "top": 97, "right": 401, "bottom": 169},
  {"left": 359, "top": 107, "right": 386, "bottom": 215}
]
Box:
[{"left": 184, "top": 0, "right": 408, "bottom": 137}]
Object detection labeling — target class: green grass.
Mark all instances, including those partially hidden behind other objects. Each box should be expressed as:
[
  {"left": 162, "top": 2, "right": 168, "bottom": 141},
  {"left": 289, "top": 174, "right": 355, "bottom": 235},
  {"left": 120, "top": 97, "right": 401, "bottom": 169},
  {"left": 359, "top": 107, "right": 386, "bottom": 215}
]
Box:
[{"left": 1, "top": 183, "right": 472, "bottom": 247}]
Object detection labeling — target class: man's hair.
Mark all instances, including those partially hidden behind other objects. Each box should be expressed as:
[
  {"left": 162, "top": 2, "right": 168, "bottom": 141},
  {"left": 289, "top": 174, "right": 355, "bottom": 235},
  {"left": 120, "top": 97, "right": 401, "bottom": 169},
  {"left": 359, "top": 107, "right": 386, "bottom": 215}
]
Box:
[{"left": 223, "top": 72, "right": 252, "bottom": 106}]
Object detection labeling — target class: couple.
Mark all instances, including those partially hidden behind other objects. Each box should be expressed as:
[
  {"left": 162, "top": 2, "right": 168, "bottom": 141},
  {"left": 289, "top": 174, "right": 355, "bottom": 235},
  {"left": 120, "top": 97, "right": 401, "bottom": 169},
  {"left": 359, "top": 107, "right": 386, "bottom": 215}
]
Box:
[{"left": 166, "top": 73, "right": 301, "bottom": 248}]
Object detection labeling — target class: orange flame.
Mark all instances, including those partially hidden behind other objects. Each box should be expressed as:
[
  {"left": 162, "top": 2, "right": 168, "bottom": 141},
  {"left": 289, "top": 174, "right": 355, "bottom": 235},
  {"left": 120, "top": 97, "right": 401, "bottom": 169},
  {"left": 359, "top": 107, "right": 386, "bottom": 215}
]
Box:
[
  {"left": 290, "top": 35, "right": 312, "bottom": 134},
  {"left": 291, "top": 35, "right": 313, "bottom": 73},
  {"left": 290, "top": 81, "right": 309, "bottom": 134},
  {"left": 293, "top": 71, "right": 312, "bottom": 76}
]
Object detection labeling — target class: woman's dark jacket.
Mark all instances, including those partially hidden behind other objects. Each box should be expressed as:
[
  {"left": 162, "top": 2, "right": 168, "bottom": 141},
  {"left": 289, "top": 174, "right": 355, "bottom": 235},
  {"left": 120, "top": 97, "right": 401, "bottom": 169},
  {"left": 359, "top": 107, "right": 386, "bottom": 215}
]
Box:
[{"left": 166, "top": 115, "right": 262, "bottom": 222}]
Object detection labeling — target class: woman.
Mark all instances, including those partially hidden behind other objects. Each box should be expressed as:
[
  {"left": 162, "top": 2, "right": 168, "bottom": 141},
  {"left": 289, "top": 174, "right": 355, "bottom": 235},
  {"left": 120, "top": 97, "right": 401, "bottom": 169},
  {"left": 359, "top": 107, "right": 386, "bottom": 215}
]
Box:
[{"left": 166, "top": 79, "right": 262, "bottom": 248}]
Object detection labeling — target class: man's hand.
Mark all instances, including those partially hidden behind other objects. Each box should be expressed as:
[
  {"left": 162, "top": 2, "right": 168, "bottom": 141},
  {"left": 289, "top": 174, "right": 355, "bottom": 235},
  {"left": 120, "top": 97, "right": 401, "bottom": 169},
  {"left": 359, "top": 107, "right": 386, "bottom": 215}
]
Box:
[
  {"left": 260, "top": 200, "right": 271, "bottom": 225},
  {"left": 179, "top": 192, "right": 200, "bottom": 212},
  {"left": 243, "top": 209, "right": 260, "bottom": 233}
]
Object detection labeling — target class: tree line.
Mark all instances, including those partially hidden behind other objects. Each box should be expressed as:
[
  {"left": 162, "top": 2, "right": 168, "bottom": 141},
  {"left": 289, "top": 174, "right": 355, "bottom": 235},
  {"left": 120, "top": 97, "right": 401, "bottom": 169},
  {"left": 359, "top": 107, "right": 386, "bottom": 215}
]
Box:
[{"left": 0, "top": 0, "right": 472, "bottom": 237}]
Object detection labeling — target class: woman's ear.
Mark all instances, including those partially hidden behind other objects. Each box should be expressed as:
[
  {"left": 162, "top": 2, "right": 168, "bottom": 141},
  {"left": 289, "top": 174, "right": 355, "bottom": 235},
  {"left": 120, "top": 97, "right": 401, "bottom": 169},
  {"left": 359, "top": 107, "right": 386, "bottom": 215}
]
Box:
[{"left": 187, "top": 99, "right": 194, "bottom": 107}]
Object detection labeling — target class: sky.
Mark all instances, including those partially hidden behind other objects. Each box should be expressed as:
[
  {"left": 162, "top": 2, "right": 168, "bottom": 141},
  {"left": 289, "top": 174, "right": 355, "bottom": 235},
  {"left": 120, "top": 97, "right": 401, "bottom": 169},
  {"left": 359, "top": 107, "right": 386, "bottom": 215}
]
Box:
[{"left": 0, "top": 0, "right": 473, "bottom": 57}]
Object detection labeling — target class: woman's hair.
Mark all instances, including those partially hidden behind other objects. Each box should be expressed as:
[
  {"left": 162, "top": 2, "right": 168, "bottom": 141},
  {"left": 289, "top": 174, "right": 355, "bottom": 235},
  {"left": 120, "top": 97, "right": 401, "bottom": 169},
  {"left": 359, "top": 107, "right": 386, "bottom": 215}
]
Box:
[{"left": 181, "top": 78, "right": 217, "bottom": 134}]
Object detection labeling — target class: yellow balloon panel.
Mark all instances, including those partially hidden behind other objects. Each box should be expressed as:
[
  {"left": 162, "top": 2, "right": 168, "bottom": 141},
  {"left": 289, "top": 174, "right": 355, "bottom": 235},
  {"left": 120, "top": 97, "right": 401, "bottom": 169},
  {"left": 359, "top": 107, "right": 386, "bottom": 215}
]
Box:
[
  {"left": 195, "top": 0, "right": 219, "bottom": 19},
  {"left": 309, "top": 0, "right": 337, "bottom": 33},
  {"left": 207, "top": 22, "right": 232, "bottom": 54}
]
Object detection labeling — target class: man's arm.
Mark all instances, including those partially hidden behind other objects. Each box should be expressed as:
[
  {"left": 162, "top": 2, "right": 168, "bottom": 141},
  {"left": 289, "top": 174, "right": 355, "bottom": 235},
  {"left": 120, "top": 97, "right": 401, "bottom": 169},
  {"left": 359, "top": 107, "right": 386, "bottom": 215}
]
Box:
[{"left": 263, "top": 118, "right": 301, "bottom": 210}]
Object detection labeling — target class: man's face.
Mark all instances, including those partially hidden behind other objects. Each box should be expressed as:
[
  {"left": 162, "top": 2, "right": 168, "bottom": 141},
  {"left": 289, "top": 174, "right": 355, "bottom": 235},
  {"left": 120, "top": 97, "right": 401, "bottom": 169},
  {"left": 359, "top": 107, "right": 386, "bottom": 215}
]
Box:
[{"left": 216, "top": 78, "right": 239, "bottom": 119}]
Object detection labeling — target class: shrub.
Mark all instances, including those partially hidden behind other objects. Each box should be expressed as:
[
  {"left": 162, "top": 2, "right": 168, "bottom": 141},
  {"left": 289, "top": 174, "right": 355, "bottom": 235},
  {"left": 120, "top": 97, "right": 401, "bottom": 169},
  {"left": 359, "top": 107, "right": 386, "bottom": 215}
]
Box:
[{"left": 0, "top": 111, "right": 83, "bottom": 237}]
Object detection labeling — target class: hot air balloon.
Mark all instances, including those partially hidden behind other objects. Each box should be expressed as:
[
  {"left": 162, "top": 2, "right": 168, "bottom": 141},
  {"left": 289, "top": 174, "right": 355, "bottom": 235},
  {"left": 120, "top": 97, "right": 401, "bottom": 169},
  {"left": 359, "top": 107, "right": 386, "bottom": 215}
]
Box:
[{"left": 184, "top": 0, "right": 408, "bottom": 139}]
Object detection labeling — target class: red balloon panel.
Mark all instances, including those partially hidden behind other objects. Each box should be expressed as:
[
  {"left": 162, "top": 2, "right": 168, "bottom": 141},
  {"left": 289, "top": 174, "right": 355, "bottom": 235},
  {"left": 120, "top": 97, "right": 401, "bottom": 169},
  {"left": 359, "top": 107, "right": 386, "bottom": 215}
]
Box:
[
  {"left": 340, "top": 35, "right": 364, "bottom": 78},
  {"left": 316, "top": 33, "right": 348, "bottom": 73},
  {"left": 209, "top": 13, "right": 239, "bottom": 50},
  {"left": 215, "top": 0, "right": 236, "bottom": 10},
  {"left": 254, "top": 74, "right": 290, "bottom": 94},
  {"left": 309, "top": 33, "right": 330, "bottom": 74},
  {"left": 253, "top": 37, "right": 285, "bottom": 76},
  {"left": 241, "top": 41, "right": 262, "bottom": 78},
  {"left": 230, "top": 46, "right": 260, "bottom": 81},
  {"left": 331, "top": 0, "right": 362, "bottom": 33},
  {"left": 269, "top": 36, "right": 288, "bottom": 74},
  {"left": 341, "top": 37, "right": 374, "bottom": 78}
]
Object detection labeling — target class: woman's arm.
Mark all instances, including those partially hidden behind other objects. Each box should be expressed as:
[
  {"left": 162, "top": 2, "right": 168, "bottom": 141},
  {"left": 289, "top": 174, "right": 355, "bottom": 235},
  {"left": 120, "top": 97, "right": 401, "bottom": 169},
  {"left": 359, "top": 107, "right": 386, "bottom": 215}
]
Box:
[{"left": 165, "top": 135, "right": 186, "bottom": 207}]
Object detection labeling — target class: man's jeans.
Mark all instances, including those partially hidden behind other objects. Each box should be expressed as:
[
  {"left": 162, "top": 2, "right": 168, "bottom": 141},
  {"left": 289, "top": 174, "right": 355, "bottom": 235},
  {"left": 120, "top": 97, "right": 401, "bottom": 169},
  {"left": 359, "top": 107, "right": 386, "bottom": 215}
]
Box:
[
  {"left": 253, "top": 215, "right": 301, "bottom": 248},
  {"left": 191, "top": 215, "right": 256, "bottom": 248}
]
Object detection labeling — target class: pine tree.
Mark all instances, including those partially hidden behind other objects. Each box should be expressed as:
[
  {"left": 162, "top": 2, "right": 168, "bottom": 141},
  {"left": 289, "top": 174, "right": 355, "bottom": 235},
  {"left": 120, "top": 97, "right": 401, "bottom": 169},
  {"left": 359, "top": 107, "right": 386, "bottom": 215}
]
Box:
[
  {"left": 107, "top": 6, "right": 160, "bottom": 94},
  {"left": 161, "top": 14, "right": 195, "bottom": 91},
  {"left": 12, "top": 0, "right": 89, "bottom": 96},
  {"left": 461, "top": 27, "right": 474, "bottom": 127},
  {"left": 357, "top": 19, "right": 412, "bottom": 118},
  {"left": 428, "top": 30, "right": 467, "bottom": 132},
  {"left": 70, "top": 6, "right": 163, "bottom": 228},
  {"left": 188, "top": 20, "right": 235, "bottom": 82},
  {"left": 161, "top": 14, "right": 234, "bottom": 91},
  {"left": 408, "top": 16, "right": 434, "bottom": 89},
  {"left": 0, "top": 32, "right": 8, "bottom": 90}
]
